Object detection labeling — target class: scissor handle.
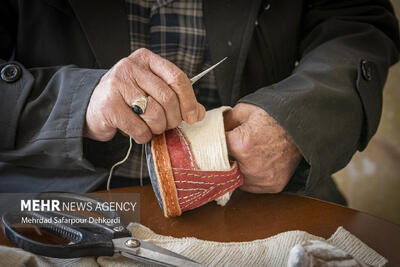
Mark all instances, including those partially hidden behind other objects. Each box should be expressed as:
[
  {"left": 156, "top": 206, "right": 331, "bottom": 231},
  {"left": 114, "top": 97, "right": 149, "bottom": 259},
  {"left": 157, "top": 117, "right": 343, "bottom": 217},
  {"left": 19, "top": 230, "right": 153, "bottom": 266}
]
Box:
[{"left": 1, "top": 192, "right": 131, "bottom": 258}]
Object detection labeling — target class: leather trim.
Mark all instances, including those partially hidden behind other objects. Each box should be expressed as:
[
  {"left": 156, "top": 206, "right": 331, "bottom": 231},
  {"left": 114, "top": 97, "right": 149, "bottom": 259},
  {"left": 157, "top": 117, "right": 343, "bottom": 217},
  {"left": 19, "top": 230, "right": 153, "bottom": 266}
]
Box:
[
  {"left": 151, "top": 134, "right": 181, "bottom": 217},
  {"left": 166, "top": 128, "right": 200, "bottom": 170}
]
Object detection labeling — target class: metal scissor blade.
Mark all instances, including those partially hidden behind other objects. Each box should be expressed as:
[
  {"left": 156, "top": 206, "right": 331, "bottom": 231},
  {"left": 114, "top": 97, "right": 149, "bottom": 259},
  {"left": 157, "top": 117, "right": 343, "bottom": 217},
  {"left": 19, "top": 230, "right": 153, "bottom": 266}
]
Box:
[
  {"left": 190, "top": 57, "right": 227, "bottom": 85},
  {"left": 114, "top": 237, "right": 203, "bottom": 267}
]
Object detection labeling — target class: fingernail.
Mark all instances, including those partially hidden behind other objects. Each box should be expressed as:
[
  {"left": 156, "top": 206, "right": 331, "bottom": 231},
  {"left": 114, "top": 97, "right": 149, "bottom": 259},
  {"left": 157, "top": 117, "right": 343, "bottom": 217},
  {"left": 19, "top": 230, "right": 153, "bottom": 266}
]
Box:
[{"left": 186, "top": 110, "right": 198, "bottom": 124}]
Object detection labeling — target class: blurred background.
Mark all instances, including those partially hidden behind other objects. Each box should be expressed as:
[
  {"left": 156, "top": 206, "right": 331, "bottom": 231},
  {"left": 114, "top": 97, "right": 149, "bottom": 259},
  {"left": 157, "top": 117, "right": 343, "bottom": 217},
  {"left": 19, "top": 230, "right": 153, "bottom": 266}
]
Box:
[{"left": 333, "top": 0, "right": 400, "bottom": 225}]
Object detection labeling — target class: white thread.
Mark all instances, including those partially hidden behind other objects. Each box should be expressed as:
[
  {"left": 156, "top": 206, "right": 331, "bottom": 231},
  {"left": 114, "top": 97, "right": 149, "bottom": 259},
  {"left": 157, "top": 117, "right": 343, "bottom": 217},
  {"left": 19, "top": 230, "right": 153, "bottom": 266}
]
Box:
[
  {"left": 178, "top": 106, "right": 231, "bottom": 171},
  {"left": 180, "top": 191, "right": 202, "bottom": 200},
  {"left": 177, "top": 187, "right": 207, "bottom": 192},
  {"left": 107, "top": 137, "right": 133, "bottom": 191},
  {"left": 140, "top": 143, "right": 144, "bottom": 186}
]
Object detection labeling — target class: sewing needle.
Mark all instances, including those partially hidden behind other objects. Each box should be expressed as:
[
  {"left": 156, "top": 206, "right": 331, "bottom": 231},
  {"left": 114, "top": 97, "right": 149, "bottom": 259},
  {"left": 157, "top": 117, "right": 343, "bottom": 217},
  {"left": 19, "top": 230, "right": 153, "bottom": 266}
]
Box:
[{"left": 190, "top": 57, "right": 227, "bottom": 85}]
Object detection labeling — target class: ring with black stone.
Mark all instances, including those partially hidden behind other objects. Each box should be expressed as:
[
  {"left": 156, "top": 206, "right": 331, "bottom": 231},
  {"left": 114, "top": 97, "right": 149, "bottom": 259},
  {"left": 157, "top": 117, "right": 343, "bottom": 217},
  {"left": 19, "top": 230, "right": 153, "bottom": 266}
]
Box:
[{"left": 131, "top": 96, "right": 148, "bottom": 115}]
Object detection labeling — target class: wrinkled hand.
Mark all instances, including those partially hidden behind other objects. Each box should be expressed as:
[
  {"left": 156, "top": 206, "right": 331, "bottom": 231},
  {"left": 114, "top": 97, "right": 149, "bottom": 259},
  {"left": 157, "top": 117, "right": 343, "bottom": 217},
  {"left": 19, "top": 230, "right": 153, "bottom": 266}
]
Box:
[
  {"left": 224, "top": 103, "right": 301, "bottom": 193},
  {"left": 84, "top": 48, "right": 206, "bottom": 142}
]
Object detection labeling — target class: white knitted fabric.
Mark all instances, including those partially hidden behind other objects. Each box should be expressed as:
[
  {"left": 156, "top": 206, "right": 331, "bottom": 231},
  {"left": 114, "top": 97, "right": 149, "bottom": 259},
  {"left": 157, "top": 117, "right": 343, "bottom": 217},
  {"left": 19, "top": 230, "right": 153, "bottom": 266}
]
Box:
[
  {"left": 0, "top": 224, "right": 387, "bottom": 267},
  {"left": 178, "top": 106, "right": 231, "bottom": 171}
]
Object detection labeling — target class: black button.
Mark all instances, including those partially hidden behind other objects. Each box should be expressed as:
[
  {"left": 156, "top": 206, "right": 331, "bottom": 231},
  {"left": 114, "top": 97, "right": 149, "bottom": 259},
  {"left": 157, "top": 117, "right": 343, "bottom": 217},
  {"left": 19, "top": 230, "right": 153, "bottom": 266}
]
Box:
[
  {"left": 360, "top": 60, "right": 372, "bottom": 81},
  {"left": 1, "top": 64, "right": 22, "bottom": 83}
]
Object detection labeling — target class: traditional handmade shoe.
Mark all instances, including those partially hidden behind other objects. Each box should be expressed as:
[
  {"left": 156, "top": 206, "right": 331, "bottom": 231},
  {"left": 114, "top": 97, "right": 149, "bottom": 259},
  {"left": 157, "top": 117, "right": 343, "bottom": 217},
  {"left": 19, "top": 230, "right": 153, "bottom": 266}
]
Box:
[{"left": 146, "top": 106, "right": 244, "bottom": 217}]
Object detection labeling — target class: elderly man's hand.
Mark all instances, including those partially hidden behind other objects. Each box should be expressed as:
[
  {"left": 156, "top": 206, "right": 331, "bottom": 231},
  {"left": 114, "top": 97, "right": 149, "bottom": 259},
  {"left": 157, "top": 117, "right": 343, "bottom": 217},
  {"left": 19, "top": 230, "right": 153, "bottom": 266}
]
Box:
[
  {"left": 84, "top": 48, "right": 206, "bottom": 142},
  {"left": 224, "top": 103, "right": 301, "bottom": 193}
]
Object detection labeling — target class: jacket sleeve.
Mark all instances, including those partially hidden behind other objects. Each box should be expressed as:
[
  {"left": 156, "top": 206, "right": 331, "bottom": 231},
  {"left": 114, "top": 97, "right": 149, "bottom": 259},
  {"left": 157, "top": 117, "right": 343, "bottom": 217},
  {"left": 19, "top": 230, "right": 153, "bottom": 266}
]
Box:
[
  {"left": 239, "top": 0, "right": 400, "bottom": 194},
  {"left": 0, "top": 62, "right": 109, "bottom": 170},
  {"left": 0, "top": 0, "right": 126, "bottom": 172}
]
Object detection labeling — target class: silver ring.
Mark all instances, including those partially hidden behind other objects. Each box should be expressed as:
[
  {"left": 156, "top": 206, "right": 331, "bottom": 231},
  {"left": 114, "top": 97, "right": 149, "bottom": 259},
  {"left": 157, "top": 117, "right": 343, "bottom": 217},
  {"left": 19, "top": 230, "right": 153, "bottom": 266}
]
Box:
[{"left": 131, "top": 96, "right": 148, "bottom": 115}]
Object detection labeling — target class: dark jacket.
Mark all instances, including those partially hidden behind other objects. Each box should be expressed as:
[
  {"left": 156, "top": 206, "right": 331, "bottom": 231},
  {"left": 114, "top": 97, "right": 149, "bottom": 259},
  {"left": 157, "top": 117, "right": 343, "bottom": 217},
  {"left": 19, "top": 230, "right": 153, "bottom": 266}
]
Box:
[{"left": 0, "top": 0, "right": 399, "bottom": 201}]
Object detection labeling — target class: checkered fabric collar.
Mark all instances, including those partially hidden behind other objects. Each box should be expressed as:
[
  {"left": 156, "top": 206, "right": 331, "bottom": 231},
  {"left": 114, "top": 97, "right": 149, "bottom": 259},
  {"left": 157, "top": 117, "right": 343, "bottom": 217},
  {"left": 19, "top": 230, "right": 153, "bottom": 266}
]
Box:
[{"left": 126, "top": 0, "right": 206, "bottom": 77}]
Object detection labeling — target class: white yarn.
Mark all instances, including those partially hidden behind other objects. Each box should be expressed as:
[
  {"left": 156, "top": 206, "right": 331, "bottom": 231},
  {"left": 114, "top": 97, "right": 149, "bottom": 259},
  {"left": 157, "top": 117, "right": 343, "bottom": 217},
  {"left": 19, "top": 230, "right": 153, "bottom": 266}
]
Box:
[
  {"left": 214, "top": 192, "right": 232, "bottom": 206},
  {"left": 106, "top": 137, "right": 133, "bottom": 190},
  {"left": 178, "top": 106, "right": 231, "bottom": 171}
]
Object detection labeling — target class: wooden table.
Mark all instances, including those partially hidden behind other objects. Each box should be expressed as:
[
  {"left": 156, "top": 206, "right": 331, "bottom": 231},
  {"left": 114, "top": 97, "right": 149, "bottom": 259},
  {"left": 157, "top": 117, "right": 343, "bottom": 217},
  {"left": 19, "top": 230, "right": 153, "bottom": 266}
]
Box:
[{"left": 1, "top": 185, "right": 399, "bottom": 266}]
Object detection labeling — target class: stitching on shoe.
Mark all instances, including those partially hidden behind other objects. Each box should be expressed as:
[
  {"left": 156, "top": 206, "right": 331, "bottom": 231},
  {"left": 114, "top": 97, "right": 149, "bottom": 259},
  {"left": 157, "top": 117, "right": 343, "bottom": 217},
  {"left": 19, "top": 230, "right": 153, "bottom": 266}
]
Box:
[
  {"left": 172, "top": 161, "right": 240, "bottom": 174},
  {"left": 176, "top": 187, "right": 208, "bottom": 191},
  {"left": 179, "top": 175, "right": 241, "bottom": 206},
  {"left": 205, "top": 179, "right": 242, "bottom": 204},
  {"left": 180, "top": 187, "right": 216, "bottom": 205},
  {"left": 173, "top": 168, "right": 239, "bottom": 178},
  {"left": 175, "top": 176, "right": 240, "bottom": 186},
  {"left": 180, "top": 191, "right": 203, "bottom": 200},
  {"left": 180, "top": 177, "right": 242, "bottom": 209}
]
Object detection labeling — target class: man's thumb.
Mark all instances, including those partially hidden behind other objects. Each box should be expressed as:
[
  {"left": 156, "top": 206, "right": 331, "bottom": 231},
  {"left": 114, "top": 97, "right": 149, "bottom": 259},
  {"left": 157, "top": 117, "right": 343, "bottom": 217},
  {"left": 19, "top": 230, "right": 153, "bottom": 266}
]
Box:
[
  {"left": 223, "top": 108, "right": 242, "bottom": 131},
  {"left": 225, "top": 126, "right": 245, "bottom": 160}
]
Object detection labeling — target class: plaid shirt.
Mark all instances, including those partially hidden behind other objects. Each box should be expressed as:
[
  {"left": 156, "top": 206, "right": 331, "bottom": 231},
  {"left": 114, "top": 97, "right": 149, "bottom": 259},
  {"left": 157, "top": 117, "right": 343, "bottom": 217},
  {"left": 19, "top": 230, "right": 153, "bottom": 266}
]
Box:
[{"left": 115, "top": 0, "right": 221, "bottom": 178}]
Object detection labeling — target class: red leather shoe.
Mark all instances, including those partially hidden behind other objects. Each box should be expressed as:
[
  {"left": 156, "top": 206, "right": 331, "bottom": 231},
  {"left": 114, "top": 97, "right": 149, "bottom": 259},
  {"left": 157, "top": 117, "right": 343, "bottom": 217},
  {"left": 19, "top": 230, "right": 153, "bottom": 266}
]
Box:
[{"left": 146, "top": 107, "right": 243, "bottom": 217}]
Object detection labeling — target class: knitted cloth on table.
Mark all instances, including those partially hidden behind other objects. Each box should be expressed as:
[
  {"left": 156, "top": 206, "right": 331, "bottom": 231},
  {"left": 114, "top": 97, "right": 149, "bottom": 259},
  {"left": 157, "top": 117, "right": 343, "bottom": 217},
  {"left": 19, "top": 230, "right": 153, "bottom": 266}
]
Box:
[{"left": 0, "top": 223, "right": 387, "bottom": 267}]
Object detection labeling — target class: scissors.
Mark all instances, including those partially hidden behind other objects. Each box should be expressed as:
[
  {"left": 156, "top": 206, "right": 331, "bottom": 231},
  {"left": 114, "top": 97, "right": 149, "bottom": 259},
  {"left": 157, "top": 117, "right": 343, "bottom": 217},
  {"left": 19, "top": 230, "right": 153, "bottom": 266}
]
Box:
[{"left": 1, "top": 192, "right": 202, "bottom": 267}]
